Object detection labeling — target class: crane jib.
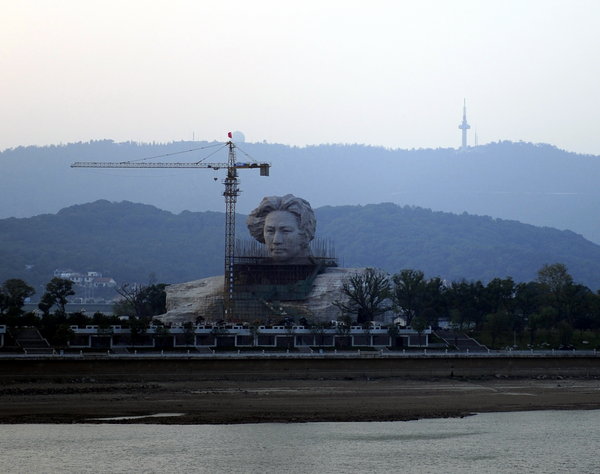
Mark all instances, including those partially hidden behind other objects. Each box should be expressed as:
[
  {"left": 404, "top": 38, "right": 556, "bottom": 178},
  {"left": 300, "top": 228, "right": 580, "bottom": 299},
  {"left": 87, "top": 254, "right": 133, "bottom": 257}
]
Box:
[
  {"left": 70, "top": 161, "right": 270, "bottom": 175},
  {"left": 70, "top": 147, "right": 270, "bottom": 320},
  {"left": 71, "top": 161, "right": 269, "bottom": 168}
]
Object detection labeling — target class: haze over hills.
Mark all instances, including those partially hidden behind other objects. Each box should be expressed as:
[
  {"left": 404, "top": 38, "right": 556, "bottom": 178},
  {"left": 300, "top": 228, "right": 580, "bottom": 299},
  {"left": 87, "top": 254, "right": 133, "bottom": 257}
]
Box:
[
  {"left": 2, "top": 200, "right": 600, "bottom": 293},
  {"left": 1, "top": 140, "right": 600, "bottom": 244}
]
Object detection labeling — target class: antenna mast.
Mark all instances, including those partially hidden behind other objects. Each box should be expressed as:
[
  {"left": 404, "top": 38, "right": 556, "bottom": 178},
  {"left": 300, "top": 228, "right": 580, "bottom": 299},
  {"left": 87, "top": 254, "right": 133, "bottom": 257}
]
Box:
[{"left": 458, "top": 99, "right": 471, "bottom": 149}]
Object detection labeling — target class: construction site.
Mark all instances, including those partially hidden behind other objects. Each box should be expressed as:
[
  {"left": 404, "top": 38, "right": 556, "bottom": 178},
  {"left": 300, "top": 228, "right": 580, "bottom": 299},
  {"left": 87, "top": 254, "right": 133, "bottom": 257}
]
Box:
[{"left": 72, "top": 136, "right": 343, "bottom": 324}]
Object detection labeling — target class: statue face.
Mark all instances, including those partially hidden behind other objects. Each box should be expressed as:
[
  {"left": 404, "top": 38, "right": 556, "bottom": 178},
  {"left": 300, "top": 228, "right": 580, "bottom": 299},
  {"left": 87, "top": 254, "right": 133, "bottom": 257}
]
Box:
[{"left": 263, "top": 210, "right": 306, "bottom": 261}]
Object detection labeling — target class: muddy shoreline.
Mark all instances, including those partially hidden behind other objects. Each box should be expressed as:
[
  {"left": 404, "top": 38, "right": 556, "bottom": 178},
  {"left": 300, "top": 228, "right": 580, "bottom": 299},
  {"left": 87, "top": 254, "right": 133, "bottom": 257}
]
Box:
[{"left": 1, "top": 376, "right": 599, "bottom": 424}]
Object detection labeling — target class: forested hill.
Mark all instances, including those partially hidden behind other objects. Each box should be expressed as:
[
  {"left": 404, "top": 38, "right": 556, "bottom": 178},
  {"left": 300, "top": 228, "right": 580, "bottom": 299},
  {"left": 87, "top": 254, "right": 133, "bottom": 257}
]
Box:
[
  {"left": 2, "top": 139, "right": 600, "bottom": 244},
  {"left": 316, "top": 203, "right": 600, "bottom": 287},
  {"left": 2, "top": 200, "right": 600, "bottom": 291}
]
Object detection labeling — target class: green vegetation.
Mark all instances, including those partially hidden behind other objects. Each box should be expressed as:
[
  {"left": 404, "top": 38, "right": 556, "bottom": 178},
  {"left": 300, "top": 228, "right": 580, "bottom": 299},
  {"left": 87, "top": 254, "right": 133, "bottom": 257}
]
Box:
[
  {"left": 331, "top": 262, "right": 600, "bottom": 350},
  {"left": 0, "top": 277, "right": 167, "bottom": 347},
  {"left": 316, "top": 203, "right": 600, "bottom": 289},
  {"left": 113, "top": 283, "right": 168, "bottom": 319},
  {"left": 2, "top": 200, "right": 600, "bottom": 292},
  {"left": 38, "top": 277, "right": 75, "bottom": 317},
  {"left": 2, "top": 196, "right": 600, "bottom": 350},
  {"left": 0, "top": 200, "right": 225, "bottom": 291},
  {"left": 2, "top": 261, "right": 600, "bottom": 350},
  {"left": 333, "top": 268, "right": 390, "bottom": 324},
  {"left": 0, "top": 278, "right": 35, "bottom": 317}
]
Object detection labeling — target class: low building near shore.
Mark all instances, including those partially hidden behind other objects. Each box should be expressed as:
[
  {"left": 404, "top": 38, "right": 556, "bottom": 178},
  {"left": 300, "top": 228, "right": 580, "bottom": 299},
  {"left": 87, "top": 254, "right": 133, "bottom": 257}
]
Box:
[{"left": 65, "top": 323, "right": 431, "bottom": 351}]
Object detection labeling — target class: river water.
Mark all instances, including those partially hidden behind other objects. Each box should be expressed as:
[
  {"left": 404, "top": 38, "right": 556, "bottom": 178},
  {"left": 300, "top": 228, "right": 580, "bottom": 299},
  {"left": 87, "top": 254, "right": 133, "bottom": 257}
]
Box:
[{"left": 1, "top": 410, "right": 598, "bottom": 473}]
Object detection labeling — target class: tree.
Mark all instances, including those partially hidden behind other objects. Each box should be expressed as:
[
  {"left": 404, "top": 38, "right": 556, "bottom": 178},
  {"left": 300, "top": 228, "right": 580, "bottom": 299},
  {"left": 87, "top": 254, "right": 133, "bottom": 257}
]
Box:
[
  {"left": 128, "top": 316, "right": 148, "bottom": 347},
  {"left": 421, "top": 307, "right": 438, "bottom": 329},
  {"left": 114, "top": 283, "right": 167, "bottom": 319},
  {"left": 572, "top": 291, "right": 600, "bottom": 332},
  {"left": 182, "top": 321, "right": 196, "bottom": 346},
  {"left": 422, "top": 276, "right": 447, "bottom": 327},
  {"left": 336, "top": 314, "right": 354, "bottom": 336},
  {"left": 67, "top": 311, "right": 91, "bottom": 328},
  {"left": 588, "top": 292, "right": 600, "bottom": 332},
  {"left": 559, "top": 283, "right": 592, "bottom": 327},
  {"left": 333, "top": 268, "right": 390, "bottom": 324},
  {"left": 536, "top": 263, "right": 591, "bottom": 327},
  {"left": 483, "top": 311, "right": 511, "bottom": 348},
  {"left": 92, "top": 312, "right": 120, "bottom": 328},
  {"left": 446, "top": 280, "right": 488, "bottom": 330},
  {"left": 51, "top": 324, "right": 75, "bottom": 348},
  {"left": 391, "top": 269, "right": 426, "bottom": 327},
  {"left": 39, "top": 312, "right": 68, "bottom": 344},
  {"left": 537, "top": 263, "right": 573, "bottom": 295},
  {"left": 557, "top": 320, "right": 574, "bottom": 347},
  {"left": 114, "top": 283, "right": 144, "bottom": 317},
  {"left": 527, "top": 312, "right": 543, "bottom": 346},
  {"left": 513, "top": 281, "right": 544, "bottom": 345},
  {"left": 0, "top": 279, "right": 35, "bottom": 316},
  {"left": 411, "top": 314, "right": 428, "bottom": 346},
  {"left": 486, "top": 277, "right": 516, "bottom": 314},
  {"left": 515, "top": 281, "right": 541, "bottom": 319},
  {"left": 449, "top": 308, "right": 464, "bottom": 330},
  {"left": 310, "top": 321, "right": 328, "bottom": 347},
  {"left": 152, "top": 322, "right": 172, "bottom": 349},
  {"left": 387, "top": 323, "right": 400, "bottom": 346},
  {"left": 486, "top": 277, "right": 521, "bottom": 346},
  {"left": 537, "top": 263, "right": 571, "bottom": 318},
  {"left": 38, "top": 278, "right": 74, "bottom": 316}
]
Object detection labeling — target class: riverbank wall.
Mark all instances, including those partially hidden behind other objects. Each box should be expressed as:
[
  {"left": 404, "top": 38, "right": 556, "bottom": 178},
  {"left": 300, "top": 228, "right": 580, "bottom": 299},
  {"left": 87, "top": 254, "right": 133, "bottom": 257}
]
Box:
[{"left": 1, "top": 354, "right": 599, "bottom": 382}]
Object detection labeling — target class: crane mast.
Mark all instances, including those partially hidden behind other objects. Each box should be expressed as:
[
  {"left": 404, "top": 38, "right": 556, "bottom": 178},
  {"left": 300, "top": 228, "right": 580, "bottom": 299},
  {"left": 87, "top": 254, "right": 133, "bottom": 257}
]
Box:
[
  {"left": 71, "top": 138, "right": 270, "bottom": 320},
  {"left": 223, "top": 140, "right": 239, "bottom": 320}
]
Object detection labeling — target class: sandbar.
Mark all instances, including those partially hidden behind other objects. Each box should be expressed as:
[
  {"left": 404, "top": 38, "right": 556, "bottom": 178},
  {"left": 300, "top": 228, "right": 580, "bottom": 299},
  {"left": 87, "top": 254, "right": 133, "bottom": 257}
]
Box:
[{"left": 1, "top": 376, "right": 599, "bottom": 424}]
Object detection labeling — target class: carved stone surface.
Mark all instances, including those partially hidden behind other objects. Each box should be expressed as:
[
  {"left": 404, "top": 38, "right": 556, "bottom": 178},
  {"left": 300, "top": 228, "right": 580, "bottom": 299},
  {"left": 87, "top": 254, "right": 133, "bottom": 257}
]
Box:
[
  {"left": 159, "top": 276, "right": 223, "bottom": 324},
  {"left": 246, "top": 194, "right": 316, "bottom": 262},
  {"left": 157, "top": 267, "right": 367, "bottom": 325},
  {"left": 156, "top": 194, "right": 352, "bottom": 324}
]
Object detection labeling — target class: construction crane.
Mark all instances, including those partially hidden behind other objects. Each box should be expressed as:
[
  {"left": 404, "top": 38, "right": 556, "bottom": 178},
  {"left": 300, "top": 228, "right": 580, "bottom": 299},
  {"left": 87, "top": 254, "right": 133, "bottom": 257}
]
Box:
[{"left": 71, "top": 135, "right": 270, "bottom": 319}]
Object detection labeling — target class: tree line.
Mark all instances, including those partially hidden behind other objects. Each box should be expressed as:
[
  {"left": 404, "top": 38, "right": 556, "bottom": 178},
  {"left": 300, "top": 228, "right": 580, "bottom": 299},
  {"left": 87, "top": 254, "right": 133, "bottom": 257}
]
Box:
[
  {"left": 3, "top": 262, "right": 600, "bottom": 350},
  {"left": 0, "top": 277, "right": 167, "bottom": 347},
  {"left": 335, "top": 263, "right": 600, "bottom": 349}
]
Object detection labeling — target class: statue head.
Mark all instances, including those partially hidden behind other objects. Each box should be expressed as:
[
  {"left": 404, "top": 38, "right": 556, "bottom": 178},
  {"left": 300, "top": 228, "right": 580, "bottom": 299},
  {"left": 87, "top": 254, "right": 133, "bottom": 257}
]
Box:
[{"left": 247, "top": 194, "right": 316, "bottom": 262}]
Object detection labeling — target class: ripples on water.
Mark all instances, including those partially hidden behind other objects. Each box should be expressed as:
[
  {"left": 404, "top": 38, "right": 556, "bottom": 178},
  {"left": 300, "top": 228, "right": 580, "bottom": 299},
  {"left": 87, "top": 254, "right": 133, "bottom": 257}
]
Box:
[{"left": 1, "top": 410, "right": 598, "bottom": 473}]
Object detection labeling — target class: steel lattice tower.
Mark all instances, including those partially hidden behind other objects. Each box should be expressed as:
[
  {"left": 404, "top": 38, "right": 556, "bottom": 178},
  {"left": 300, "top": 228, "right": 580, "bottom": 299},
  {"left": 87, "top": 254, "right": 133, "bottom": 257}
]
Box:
[
  {"left": 458, "top": 99, "right": 471, "bottom": 149},
  {"left": 223, "top": 140, "right": 240, "bottom": 319}
]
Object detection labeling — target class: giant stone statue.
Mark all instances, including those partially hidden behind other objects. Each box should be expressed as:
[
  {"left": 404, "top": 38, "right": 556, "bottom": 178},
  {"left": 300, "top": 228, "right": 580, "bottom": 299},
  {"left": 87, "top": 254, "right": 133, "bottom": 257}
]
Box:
[
  {"left": 246, "top": 194, "right": 316, "bottom": 262},
  {"left": 158, "top": 194, "right": 364, "bottom": 324}
]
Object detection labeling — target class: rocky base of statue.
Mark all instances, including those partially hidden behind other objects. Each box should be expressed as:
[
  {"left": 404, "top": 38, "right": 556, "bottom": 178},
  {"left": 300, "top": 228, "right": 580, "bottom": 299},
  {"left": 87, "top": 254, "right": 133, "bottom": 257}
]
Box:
[{"left": 156, "top": 267, "right": 367, "bottom": 325}]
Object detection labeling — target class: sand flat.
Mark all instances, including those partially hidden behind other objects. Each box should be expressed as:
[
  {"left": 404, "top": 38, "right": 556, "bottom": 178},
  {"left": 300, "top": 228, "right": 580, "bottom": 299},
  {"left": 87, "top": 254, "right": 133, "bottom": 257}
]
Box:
[{"left": 1, "top": 377, "right": 599, "bottom": 424}]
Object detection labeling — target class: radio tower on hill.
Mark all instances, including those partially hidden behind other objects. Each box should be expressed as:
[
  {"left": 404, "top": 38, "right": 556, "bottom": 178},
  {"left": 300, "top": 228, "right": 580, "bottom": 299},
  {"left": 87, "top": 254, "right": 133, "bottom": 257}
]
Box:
[{"left": 458, "top": 99, "right": 470, "bottom": 149}]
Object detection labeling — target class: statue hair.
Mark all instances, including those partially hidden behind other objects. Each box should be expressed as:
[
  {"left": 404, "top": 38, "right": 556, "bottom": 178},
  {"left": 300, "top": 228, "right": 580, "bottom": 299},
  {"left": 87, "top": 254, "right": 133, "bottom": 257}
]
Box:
[{"left": 247, "top": 194, "right": 316, "bottom": 245}]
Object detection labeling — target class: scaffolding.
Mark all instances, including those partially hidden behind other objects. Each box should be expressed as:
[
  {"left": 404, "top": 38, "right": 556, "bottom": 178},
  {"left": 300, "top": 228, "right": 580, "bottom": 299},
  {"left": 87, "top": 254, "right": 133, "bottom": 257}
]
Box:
[{"left": 226, "top": 238, "right": 338, "bottom": 322}]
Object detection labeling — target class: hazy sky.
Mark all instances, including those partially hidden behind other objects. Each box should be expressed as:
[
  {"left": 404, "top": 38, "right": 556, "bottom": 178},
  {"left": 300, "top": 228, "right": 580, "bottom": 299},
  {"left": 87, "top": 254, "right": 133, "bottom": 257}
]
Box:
[{"left": 2, "top": 0, "right": 600, "bottom": 154}]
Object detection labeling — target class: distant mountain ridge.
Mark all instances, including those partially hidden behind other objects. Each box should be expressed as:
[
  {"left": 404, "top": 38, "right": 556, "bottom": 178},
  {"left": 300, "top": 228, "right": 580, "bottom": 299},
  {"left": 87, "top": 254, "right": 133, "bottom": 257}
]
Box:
[
  {"left": 1, "top": 140, "right": 600, "bottom": 244},
  {"left": 2, "top": 200, "right": 600, "bottom": 292}
]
